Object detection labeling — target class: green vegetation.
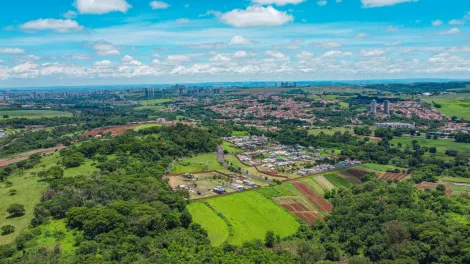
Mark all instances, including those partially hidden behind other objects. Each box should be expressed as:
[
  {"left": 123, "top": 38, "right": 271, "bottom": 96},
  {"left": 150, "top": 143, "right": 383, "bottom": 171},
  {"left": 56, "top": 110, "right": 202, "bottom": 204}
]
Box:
[
  {"left": 138, "top": 98, "right": 174, "bottom": 106},
  {"left": 134, "top": 123, "right": 163, "bottom": 131},
  {"left": 323, "top": 172, "right": 354, "bottom": 189},
  {"left": 222, "top": 141, "right": 243, "bottom": 154},
  {"left": 431, "top": 100, "right": 470, "bottom": 120},
  {"left": 187, "top": 202, "right": 229, "bottom": 246},
  {"left": 441, "top": 177, "right": 470, "bottom": 184},
  {"left": 307, "top": 127, "right": 351, "bottom": 135},
  {"left": 207, "top": 191, "right": 300, "bottom": 245},
  {"left": 391, "top": 136, "right": 470, "bottom": 157},
  {"left": 358, "top": 163, "right": 404, "bottom": 172},
  {"left": 170, "top": 153, "right": 228, "bottom": 174},
  {"left": 29, "top": 219, "right": 77, "bottom": 253},
  {"left": 232, "top": 131, "right": 249, "bottom": 136},
  {"left": 0, "top": 110, "right": 72, "bottom": 119}
]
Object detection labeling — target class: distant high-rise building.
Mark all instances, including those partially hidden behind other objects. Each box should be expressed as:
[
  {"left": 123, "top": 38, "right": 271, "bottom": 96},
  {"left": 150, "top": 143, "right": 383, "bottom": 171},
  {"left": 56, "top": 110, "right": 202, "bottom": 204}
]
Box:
[
  {"left": 384, "top": 100, "right": 390, "bottom": 115},
  {"left": 370, "top": 99, "right": 377, "bottom": 117},
  {"left": 144, "top": 88, "right": 150, "bottom": 98}
]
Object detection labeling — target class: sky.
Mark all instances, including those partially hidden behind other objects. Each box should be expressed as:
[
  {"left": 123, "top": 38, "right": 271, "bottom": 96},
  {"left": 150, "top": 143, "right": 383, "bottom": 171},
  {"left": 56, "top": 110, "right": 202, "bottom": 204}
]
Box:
[{"left": 0, "top": 0, "right": 469, "bottom": 88}]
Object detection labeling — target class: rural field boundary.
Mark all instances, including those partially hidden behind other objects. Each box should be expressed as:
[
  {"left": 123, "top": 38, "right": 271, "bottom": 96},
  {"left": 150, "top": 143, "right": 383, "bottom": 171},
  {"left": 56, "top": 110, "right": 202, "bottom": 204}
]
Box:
[{"left": 200, "top": 200, "right": 233, "bottom": 244}]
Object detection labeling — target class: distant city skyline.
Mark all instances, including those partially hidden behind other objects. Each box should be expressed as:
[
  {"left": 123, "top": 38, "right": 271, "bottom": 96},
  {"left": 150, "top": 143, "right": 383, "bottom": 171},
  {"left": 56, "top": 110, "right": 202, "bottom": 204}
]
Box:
[{"left": 0, "top": 0, "right": 469, "bottom": 87}]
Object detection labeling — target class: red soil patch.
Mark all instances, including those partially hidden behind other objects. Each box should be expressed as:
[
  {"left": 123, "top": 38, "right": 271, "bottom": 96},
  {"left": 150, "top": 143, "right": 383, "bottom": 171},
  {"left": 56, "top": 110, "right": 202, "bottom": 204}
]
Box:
[
  {"left": 417, "top": 182, "right": 452, "bottom": 196},
  {"left": 380, "top": 172, "right": 408, "bottom": 181},
  {"left": 295, "top": 212, "right": 322, "bottom": 225},
  {"left": 344, "top": 168, "right": 369, "bottom": 180},
  {"left": 290, "top": 203, "right": 309, "bottom": 212},
  {"left": 307, "top": 196, "right": 333, "bottom": 213},
  {"left": 81, "top": 124, "right": 140, "bottom": 137},
  {"left": 293, "top": 182, "right": 317, "bottom": 196},
  {"left": 282, "top": 204, "right": 296, "bottom": 211}
]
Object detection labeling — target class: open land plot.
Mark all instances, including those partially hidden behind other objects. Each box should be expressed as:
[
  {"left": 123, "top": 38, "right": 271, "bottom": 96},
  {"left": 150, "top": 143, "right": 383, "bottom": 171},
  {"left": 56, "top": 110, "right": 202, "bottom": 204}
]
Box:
[
  {"left": 0, "top": 146, "right": 64, "bottom": 167},
  {"left": 324, "top": 172, "right": 356, "bottom": 188},
  {"left": 391, "top": 137, "right": 470, "bottom": 157},
  {"left": 81, "top": 124, "right": 140, "bottom": 137},
  {"left": 138, "top": 98, "right": 174, "bottom": 106},
  {"left": 134, "top": 105, "right": 168, "bottom": 111},
  {"left": 357, "top": 163, "right": 405, "bottom": 173},
  {"left": 0, "top": 110, "right": 73, "bottom": 119},
  {"left": 232, "top": 131, "right": 250, "bottom": 136},
  {"left": 308, "top": 127, "right": 352, "bottom": 136},
  {"left": 417, "top": 182, "right": 453, "bottom": 196},
  {"left": 379, "top": 172, "right": 410, "bottom": 181},
  {"left": 222, "top": 141, "right": 243, "bottom": 154},
  {"left": 134, "top": 124, "right": 163, "bottom": 131},
  {"left": 187, "top": 202, "right": 229, "bottom": 246},
  {"left": 431, "top": 100, "right": 470, "bottom": 120},
  {"left": 170, "top": 153, "right": 229, "bottom": 174},
  {"left": 224, "top": 155, "right": 284, "bottom": 181},
  {"left": 300, "top": 178, "right": 326, "bottom": 195},
  {"left": 421, "top": 93, "right": 470, "bottom": 101},
  {"left": 0, "top": 153, "right": 97, "bottom": 245},
  {"left": 292, "top": 182, "right": 333, "bottom": 212},
  {"left": 207, "top": 191, "right": 300, "bottom": 245},
  {"left": 441, "top": 177, "right": 470, "bottom": 184},
  {"left": 222, "top": 88, "right": 289, "bottom": 95}
]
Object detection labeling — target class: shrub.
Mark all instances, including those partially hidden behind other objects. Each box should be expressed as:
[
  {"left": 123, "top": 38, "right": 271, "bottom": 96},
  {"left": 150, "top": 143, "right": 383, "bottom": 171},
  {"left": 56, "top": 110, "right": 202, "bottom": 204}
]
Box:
[
  {"left": 7, "top": 204, "right": 25, "bottom": 217},
  {"left": 8, "top": 189, "right": 16, "bottom": 196},
  {"left": 1, "top": 225, "right": 15, "bottom": 236}
]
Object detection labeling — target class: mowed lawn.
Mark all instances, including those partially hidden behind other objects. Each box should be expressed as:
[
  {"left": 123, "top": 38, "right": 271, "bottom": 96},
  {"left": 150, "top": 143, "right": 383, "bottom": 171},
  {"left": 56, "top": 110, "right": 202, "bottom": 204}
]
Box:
[
  {"left": 432, "top": 100, "right": 470, "bottom": 120},
  {"left": 170, "top": 153, "right": 229, "bottom": 174},
  {"left": 391, "top": 137, "right": 470, "bottom": 157},
  {"left": 207, "top": 191, "right": 300, "bottom": 245},
  {"left": 0, "top": 152, "right": 98, "bottom": 245},
  {"left": 0, "top": 110, "right": 73, "bottom": 119},
  {"left": 187, "top": 202, "right": 229, "bottom": 246}
]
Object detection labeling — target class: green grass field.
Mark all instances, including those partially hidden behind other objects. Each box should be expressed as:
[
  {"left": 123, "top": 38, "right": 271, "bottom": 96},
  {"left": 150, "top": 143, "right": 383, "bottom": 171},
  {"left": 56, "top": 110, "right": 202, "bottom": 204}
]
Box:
[
  {"left": 391, "top": 137, "right": 470, "bottom": 157},
  {"left": 134, "top": 124, "right": 163, "bottom": 131},
  {"left": 170, "top": 153, "right": 228, "bottom": 174},
  {"left": 187, "top": 202, "right": 229, "bottom": 246},
  {"left": 308, "top": 127, "right": 351, "bottom": 136},
  {"left": 0, "top": 153, "right": 98, "bottom": 245},
  {"left": 357, "top": 163, "right": 404, "bottom": 172},
  {"left": 323, "top": 172, "right": 355, "bottom": 189},
  {"left": 134, "top": 105, "right": 168, "bottom": 111},
  {"left": 28, "top": 219, "right": 77, "bottom": 253},
  {"left": 430, "top": 100, "right": 470, "bottom": 120},
  {"left": 232, "top": 131, "right": 250, "bottom": 136},
  {"left": 441, "top": 177, "right": 470, "bottom": 184},
  {"left": 0, "top": 110, "right": 72, "bottom": 119},
  {"left": 222, "top": 141, "right": 243, "bottom": 154},
  {"left": 138, "top": 99, "right": 174, "bottom": 106},
  {"left": 207, "top": 191, "right": 300, "bottom": 245}
]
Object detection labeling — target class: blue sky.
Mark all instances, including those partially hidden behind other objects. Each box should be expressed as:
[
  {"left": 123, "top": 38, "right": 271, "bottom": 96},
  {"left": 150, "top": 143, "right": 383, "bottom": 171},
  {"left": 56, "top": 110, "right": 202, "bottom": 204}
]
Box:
[{"left": 0, "top": 0, "right": 469, "bottom": 87}]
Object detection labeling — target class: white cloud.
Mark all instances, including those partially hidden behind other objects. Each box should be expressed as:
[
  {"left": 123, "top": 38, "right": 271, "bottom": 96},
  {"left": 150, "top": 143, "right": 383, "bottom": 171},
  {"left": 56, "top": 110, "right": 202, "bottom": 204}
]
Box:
[
  {"left": 229, "top": 36, "right": 256, "bottom": 45},
  {"left": 150, "top": 1, "right": 170, "bottom": 9},
  {"left": 220, "top": 6, "right": 294, "bottom": 27},
  {"left": 70, "top": 54, "right": 91, "bottom": 60},
  {"left": 199, "top": 10, "right": 222, "bottom": 17},
  {"left": 440, "top": 27, "right": 460, "bottom": 35},
  {"left": 122, "top": 55, "right": 134, "bottom": 62},
  {"left": 93, "top": 40, "right": 120, "bottom": 56},
  {"left": 360, "top": 49, "right": 386, "bottom": 57},
  {"left": 355, "top": 33, "right": 368, "bottom": 39},
  {"left": 273, "top": 39, "right": 302, "bottom": 50},
  {"left": 449, "top": 19, "right": 464, "bottom": 25},
  {"left": 233, "top": 51, "right": 248, "bottom": 58},
  {"left": 311, "top": 41, "right": 342, "bottom": 48},
  {"left": 184, "top": 42, "right": 228, "bottom": 49},
  {"left": 0, "top": 48, "right": 25, "bottom": 54},
  {"left": 252, "top": 0, "right": 306, "bottom": 6},
  {"left": 361, "top": 0, "right": 418, "bottom": 8},
  {"left": 296, "top": 51, "right": 315, "bottom": 59},
  {"left": 63, "top": 10, "right": 77, "bottom": 19},
  {"left": 176, "top": 18, "right": 190, "bottom": 24},
  {"left": 93, "top": 60, "right": 113, "bottom": 67},
  {"left": 209, "top": 54, "right": 231, "bottom": 62},
  {"left": 317, "top": 1, "right": 327, "bottom": 6},
  {"left": 21, "top": 19, "right": 83, "bottom": 33},
  {"left": 75, "top": 0, "right": 131, "bottom": 14},
  {"left": 322, "top": 50, "right": 353, "bottom": 57},
  {"left": 384, "top": 40, "right": 403, "bottom": 46},
  {"left": 432, "top": 20, "right": 443, "bottom": 26},
  {"left": 152, "top": 53, "right": 161, "bottom": 58},
  {"left": 152, "top": 59, "right": 162, "bottom": 65},
  {"left": 385, "top": 26, "right": 399, "bottom": 32},
  {"left": 166, "top": 54, "right": 191, "bottom": 64},
  {"left": 3, "top": 25, "right": 14, "bottom": 31},
  {"left": 265, "top": 50, "right": 290, "bottom": 61}
]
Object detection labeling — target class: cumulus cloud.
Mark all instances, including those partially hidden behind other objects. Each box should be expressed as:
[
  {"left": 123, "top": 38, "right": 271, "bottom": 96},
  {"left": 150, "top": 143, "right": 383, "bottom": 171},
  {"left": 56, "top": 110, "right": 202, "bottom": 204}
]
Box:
[
  {"left": 432, "top": 20, "right": 443, "bottom": 26},
  {"left": 296, "top": 51, "right": 315, "bottom": 59},
  {"left": 355, "top": 33, "right": 369, "bottom": 39},
  {"left": 94, "top": 60, "right": 113, "bottom": 67},
  {"left": 385, "top": 26, "right": 399, "bottom": 32},
  {"left": 69, "top": 54, "right": 91, "bottom": 60},
  {"left": 233, "top": 51, "right": 248, "bottom": 59},
  {"left": 252, "top": 0, "right": 306, "bottom": 6},
  {"left": 150, "top": 1, "right": 170, "bottom": 9},
  {"left": 75, "top": 0, "right": 131, "bottom": 14},
  {"left": 21, "top": 19, "right": 83, "bottom": 33},
  {"left": 166, "top": 54, "right": 192, "bottom": 64},
  {"left": 229, "top": 36, "right": 256, "bottom": 45},
  {"left": 360, "top": 49, "right": 386, "bottom": 57},
  {"left": 440, "top": 27, "right": 460, "bottom": 35},
  {"left": 449, "top": 19, "right": 464, "bottom": 25},
  {"left": 361, "top": 0, "right": 418, "bottom": 8},
  {"left": 0, "top": 48, "right": 25, "bottom": 54},
  {"left": 317, "top": 1, "right": 327, "bottom": 6},
  {"left": 199, "top": 10, "right": 222, "bottom": 17},
  {"left": 209, "top": 54, "right": 231, "bottom": 62},
  {"left": 311, "top": 41, "right": 342, "bottom": 49},
  {"left": 322, "top": 50, "right": 353, "bottom": 57},
  {"left": 265, "top": 50, "right": 290, "bottom": 61},
  {"left": 384, "top": 40, "right": 403, "bottom": 46},
  {"left": 93, "top": 40, "right": 120, "bottom": 56},
  {"left": 220, "top": 6, "right": 294, "bottom": 27},
  {"left": 63, "top": 10, "right": 77, "bottom": 19},
  {"left": 273, "top": 39, "right": 303, "bottom": 50},
  {"left": 184, "top": 42, "right": 228, "bottom": 49}
]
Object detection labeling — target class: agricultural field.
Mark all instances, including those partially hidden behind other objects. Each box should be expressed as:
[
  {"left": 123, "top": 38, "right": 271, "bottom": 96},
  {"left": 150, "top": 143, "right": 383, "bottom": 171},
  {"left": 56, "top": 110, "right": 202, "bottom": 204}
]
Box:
[
  {"left": 187, "top": 202, "right": 229, "bottom": 246},
  {"left": 222, "top": 141, "right": 243, "bottom": 154},
  {"left": 134, "top": 123, "right": 163, "bottom": 131},
  {"left": 431, "top": 100, "right": 470, "bottom": 120},
  {"left": 391, "top": 137, "right": 470, "bottom": 157},
  {"left": 324, "top": 172, "right": 356, "bottom": 188},
  {"left": 357, "top": 163, "right": 405, "bottom": 172},
  {"left": 134, "top": 105, "right": 168, "bottom": 111},
  {"left": 0, "top": 110, "right": 73, "bottom": 119},
  {"left": 308, "top": 127, "right": 352, "bottom": 136},
  {"left": 0, "top": 153, "right": 98, "bottom": 245},
  {"left": 207, "top": 191, "right": 300, "bottom": 245},
  {"left": 170, "top": 153, "right": 229, "bottom": 174},
  {"left": 138, "top": 98, "right": 174, "bottom": 106},
  {"left": 441, "top": 177, "right": 470, "bottom": 184}
]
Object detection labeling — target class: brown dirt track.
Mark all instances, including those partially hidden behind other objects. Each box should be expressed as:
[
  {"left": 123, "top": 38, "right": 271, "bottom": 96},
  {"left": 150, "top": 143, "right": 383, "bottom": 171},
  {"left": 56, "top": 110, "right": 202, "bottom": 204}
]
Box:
[{"left": 0, "top": 146, "right": 64, "bottom": 168}]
